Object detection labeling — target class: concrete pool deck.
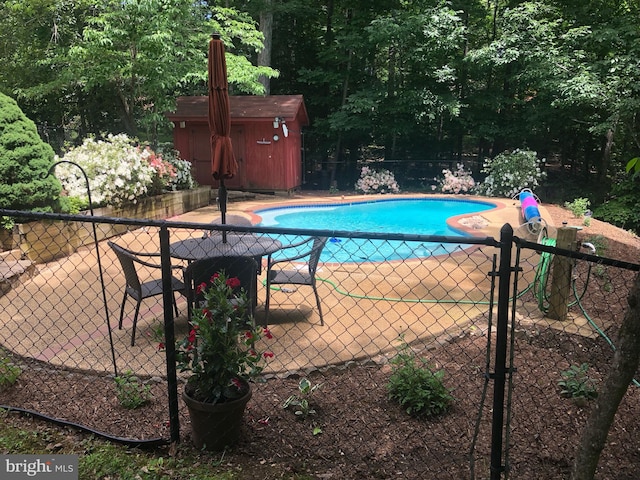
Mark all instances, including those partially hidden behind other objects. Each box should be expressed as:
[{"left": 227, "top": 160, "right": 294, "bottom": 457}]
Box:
[{"left": 0, "top": 193, "right": 552, "bottom": 378}]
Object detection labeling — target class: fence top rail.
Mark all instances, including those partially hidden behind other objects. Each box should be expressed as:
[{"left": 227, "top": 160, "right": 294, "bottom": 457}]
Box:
[
  {"left": 515, "top": 235, "right": 640, "bottom": 271},
  {"left": 0, "top": 209, "right": 500, "bottom": 247}
]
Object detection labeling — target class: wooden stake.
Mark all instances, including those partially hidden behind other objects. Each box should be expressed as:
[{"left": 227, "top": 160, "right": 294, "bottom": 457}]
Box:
[{"left": 547, "top": 226, "right": 578, "bottom": 321}]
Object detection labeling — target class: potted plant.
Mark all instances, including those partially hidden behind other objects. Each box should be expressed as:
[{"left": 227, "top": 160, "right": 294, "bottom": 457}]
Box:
[{"left": 175, "top": 271, "right": 274, "bottom": 450}]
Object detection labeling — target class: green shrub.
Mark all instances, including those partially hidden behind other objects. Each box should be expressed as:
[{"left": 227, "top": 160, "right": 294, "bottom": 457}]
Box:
[
  {"left": 386, "top": 337, "right": 453, "bottom": 417},
  {"left": 0, "top": 92, "right": 61, "bottom": 214},
  {"left": 593, "top": 175, "right": 640, "bottom": 234},
  {"left": 564, "top": 198, "right": 590, "bottom": 218}
]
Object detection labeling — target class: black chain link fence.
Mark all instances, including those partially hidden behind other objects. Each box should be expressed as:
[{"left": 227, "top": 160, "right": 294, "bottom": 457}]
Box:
[{"left": 0, "top": 210, "right": 638, "bottom": 479}]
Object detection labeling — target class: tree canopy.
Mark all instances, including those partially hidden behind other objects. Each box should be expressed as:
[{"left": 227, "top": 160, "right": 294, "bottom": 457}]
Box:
[{"left": 0, "top": 0, "right": 638, "bottom": 215}]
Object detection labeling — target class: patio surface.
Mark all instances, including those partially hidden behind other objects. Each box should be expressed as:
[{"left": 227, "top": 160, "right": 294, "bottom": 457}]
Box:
[{"left": 0, "top": 193, "right": 551, "bottom": 378}]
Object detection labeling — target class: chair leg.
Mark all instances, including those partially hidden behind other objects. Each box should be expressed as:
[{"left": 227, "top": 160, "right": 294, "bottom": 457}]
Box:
[
  {"left": 131, "top": 301, "right": 142, "bottom": 347},
  {"left": 118, "top": 292, "right": 128, "bottom": 329},
  {"left": 313, "top": 285, "right": 324, "bottom": 326},
  {"left": 172, "top": 292, "right": 179, "bottom": 316},
  {"left": 264, "top": 279, "right": 272, "bottom": 327}
]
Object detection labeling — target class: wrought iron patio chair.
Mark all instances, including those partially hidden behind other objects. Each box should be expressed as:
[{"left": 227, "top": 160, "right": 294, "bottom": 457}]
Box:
[
  {"left": 108, "top": 241, "right": 187, "bottom": 347},
  {"left": 183, "top": 256, "right": 259, "bottom": 323},
  {"left": 264, "top": 236, "right": 328, "bottom": 326}
]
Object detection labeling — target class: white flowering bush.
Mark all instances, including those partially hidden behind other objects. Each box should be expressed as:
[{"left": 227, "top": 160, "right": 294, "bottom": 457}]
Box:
[
  {"left": 476, "top": 149, "right": 546, "bottom": 198},
  {"left": 355, "top": 166, "right": 400, "bottom": 194},
  {"left": 438, "top": 164, "right": 475, "bottom": 194},
  {"left": 54, "top": 134, "right": 157, "bottom": 207}
]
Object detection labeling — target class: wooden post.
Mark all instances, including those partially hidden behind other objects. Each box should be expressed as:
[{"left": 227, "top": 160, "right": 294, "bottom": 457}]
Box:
[{"left": 547, "top": 226, "right": 578, "bottom": 320}]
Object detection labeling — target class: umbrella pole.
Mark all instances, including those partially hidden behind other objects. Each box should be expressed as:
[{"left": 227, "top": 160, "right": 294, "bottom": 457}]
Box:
[{"left": 219, "top": 180, "right": 228, "bottom": 243}]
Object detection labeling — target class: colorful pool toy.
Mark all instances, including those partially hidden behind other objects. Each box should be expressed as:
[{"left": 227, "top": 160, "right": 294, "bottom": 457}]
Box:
[{"left": 517, "top": 189, "right": 545, "bottom": 235}]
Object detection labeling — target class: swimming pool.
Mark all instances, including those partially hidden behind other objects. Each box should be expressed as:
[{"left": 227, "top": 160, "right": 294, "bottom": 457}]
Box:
[{"left": 255, "top": 198, "right": 495, "bottom": 263}]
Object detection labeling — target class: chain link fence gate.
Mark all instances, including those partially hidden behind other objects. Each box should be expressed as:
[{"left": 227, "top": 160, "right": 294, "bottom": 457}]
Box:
[{"left": 0, "top": 209, "right": 639, "bottom": 479}]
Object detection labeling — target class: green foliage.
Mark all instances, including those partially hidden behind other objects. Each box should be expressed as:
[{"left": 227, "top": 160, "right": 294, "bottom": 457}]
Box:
[
  {"left": 593, "top": 175, "right": 640, "bottom": 234},
  {"left": 0, "top": 415, "right": 263, "bottom": 479},
  {"left": 114, "top": 371, "right": 153, "bottom": 409},
  {"left": 0, "top": 352, "right": 21, "bottom": 388},
  {"left": 283, "top": 377, "right": 322, "bottom": 418},
  {"left": 564, "top": 198, "right": 590, "bottom": 218},
  {"left": 386, "top": 337, "right": 453, "bottom": 417},
  {"left": 0, "top": 92, "right": 61, "bottom": 213},
  {"left": 477, "top": 149, "right": 546, "bottom": 198},
  {"left": 558, "top": 363, "right": 598, "bottom": 401}
]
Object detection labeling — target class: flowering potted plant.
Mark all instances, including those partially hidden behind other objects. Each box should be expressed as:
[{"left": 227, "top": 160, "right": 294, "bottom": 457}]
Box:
[{"left": 176, "top": 271, "right": 274, "bottom": 450}]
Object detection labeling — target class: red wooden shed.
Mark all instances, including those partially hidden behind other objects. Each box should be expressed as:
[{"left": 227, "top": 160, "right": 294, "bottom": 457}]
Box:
[{"left": 167, "top": 95, "right": 309, "bottom": 193}]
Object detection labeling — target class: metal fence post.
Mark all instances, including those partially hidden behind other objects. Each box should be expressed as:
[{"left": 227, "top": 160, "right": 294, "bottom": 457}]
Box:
[
  {"left": 490, "top": 223, "right": 514, "bottom": 480},
  {"left": 160, "top": 224, "right": 181, "bottom": 444}
]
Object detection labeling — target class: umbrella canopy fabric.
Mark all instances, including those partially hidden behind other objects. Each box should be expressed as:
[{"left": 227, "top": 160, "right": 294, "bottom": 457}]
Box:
[{"left": 208, "top": 34, "right": 238, "bottom": 181}]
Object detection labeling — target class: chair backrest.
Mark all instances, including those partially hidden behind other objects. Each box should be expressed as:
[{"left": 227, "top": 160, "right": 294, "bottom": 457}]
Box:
[
  {"left": 307, "top": 237, "right": 328, "bottom": 276},
  {"left": 108, "top": 241, "right": 142, "bottom": 294},
  {"left": 184, "top": 256, "right": 258, "bottom": 307}
]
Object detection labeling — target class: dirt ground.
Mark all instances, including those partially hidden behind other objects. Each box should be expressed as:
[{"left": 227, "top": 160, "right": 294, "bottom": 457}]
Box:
[{"left": 2, "top": 202, "right": 640, "bottom": 479}]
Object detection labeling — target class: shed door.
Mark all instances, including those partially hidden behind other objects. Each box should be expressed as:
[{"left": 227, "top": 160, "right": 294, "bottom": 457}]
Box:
[
  {"left": 189, "top": 126, "right": 246, "bottom": 188},
  {"left": 190, "top": 127, "right": 212, "bottom": 186}
]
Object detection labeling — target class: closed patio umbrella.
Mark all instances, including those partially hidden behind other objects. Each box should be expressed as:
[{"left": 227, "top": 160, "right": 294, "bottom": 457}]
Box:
[{"left": 208, "top": 33, "right": 238, "bottom": 243}]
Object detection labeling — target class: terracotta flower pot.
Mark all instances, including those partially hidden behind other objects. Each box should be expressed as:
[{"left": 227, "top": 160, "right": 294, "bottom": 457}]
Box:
[{"left": 182, "top": 385, "right": 252, "bottom": 451}]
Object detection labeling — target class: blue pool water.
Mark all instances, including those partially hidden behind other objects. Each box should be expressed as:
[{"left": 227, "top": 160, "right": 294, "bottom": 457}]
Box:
[{"left": 255, "top": 198, "right": 495, "bottom": 263}]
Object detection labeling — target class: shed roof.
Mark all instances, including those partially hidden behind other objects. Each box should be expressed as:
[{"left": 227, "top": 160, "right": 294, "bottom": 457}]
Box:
[{"left": 167, "top": 95, "right": 309, "bottom": 125}]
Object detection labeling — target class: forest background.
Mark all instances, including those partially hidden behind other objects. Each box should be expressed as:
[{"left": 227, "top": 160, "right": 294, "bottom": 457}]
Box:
[{"left": 1, "top": 0, "right": 638, "bottom": 231}]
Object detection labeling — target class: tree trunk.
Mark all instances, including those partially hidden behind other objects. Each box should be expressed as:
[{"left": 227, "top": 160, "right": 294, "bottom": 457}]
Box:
[
  {"left": 571, "top": 272, "right": 640, "bottom": 480},
  {"left": 257, "top": 0, "right": 273, "bottom": 95}
]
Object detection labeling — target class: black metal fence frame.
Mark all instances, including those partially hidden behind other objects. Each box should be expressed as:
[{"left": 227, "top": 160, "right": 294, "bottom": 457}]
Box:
[{"left": 1, "top": 209, "right": 639, "bottom": 479}]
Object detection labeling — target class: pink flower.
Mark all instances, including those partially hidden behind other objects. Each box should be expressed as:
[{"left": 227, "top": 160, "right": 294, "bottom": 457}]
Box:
[
  {"left": 226, "top": 277, "right": 241, "bottom": 289},
  {"left": 196, "top": 282, "right": 207, "bottom": 294}
]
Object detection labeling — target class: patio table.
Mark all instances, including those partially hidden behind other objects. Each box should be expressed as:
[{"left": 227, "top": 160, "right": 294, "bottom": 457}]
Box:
[
  {"left": 170, "top": 234, "right": 283, "bottom": 308},
  {"left": 170, "top": 234, "right": 282, "bottom": 262}
]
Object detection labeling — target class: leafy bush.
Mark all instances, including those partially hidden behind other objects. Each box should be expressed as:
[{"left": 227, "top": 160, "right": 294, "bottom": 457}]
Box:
[
  {"left": 438, "top": 163, "right": 475, "bottom": 194},
  {"left": 386, "top": 337, "right": 453, "bottom": 417},
  {"left": 0, "top": 92, "right": 61, "bottom": 218},
  {"left": 52, "top": 134, "right": 194, "bottom": 208},
  {"left": 158, "top": 146, "right": 196, "bottom": 191},
  {"left": 593, "top": 175, "right": 640, "bottom": 234},
  {"left": 477, "top": 149, "right": 546, "bottom": 198},
  {"left": 355, "top": 166, "right": 400, "bottom": 194},
  {"left": 564, "top": 198, "right": 590, "bottom": 218}
]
